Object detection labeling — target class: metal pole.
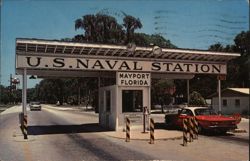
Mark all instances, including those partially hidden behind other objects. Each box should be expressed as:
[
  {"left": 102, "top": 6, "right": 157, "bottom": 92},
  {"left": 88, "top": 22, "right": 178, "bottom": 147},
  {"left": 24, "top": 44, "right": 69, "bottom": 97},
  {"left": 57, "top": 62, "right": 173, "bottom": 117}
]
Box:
[
  {"left": 126, "top": 117, "right": 130, "bottom": 142},
  {"left": 188, "top": 117, "right": 193, "bottom": 142},
  {"left": 218, "top": 79, "right": 221, "bottom": 115},
  {"left": 142, "top": 106, "right": 146, "bottom": 133},
  {"left": 10, "top": 74, "right": 13, "bottom": 104},
  {"left": 183, "top": 118, "right": 188, "bottom": 146},
  {"left": 187, "top": 80, "right": 190, "bottom": 105},
  {"left": 149, "top": 118, "right": 154, "bottom": 144},
  {"left": 10, "top": 74, "right": 12, "bottom": 87},
  {"left": 22, "top": 68, "right": 27, "bottom": 115},
  {"left": 193, "top": 117, "right": 198, "bottom": 139}
]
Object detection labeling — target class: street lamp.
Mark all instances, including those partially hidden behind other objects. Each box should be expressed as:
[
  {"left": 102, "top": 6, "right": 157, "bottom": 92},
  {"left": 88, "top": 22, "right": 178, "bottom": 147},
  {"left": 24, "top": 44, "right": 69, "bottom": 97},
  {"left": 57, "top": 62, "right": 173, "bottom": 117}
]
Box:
[
  {"left": 12, "top": 77, "right": 20, "bottom": 84},
  {"left": 12, "top": 77, "right": 20, "bottom": 90},
  {"left": 176, "top": 93, "right": 183, "bottom": 104}
]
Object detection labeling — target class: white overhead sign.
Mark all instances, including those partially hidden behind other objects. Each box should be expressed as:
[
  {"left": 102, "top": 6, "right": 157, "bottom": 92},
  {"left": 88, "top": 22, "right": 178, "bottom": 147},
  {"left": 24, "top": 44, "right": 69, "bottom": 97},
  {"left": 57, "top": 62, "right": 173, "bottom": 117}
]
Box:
[
  {"left": 117, "top": 72, "right": 151, "bottom": 86},
  {"left": 16, "top": 55, "right": 227, "bottom": 74}
]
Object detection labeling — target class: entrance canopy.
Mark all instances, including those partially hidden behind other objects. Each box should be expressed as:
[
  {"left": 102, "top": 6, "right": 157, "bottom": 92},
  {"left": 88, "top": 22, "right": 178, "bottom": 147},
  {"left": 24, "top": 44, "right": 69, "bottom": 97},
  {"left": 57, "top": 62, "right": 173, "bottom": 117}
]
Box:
[
  {"left": 16, "top": 38, "right": 241, "bottom": 131},
  {"left": 16, "top": 38, "right": 240, "bottom": 79}
]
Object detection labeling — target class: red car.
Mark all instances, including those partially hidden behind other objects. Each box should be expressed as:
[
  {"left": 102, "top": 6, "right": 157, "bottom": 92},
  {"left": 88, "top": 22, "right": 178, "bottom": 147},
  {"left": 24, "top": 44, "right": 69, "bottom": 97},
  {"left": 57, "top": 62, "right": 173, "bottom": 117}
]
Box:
[{"left": 165, "top": 106, "right": 241, "bottom": 134}]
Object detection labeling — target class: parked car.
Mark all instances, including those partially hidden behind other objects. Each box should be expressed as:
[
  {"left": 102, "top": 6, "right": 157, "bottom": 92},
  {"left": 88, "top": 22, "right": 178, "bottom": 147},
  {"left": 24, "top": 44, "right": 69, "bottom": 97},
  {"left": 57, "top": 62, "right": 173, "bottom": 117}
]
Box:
[
  {"left": 29, "top": 102, "right": 42, "bottom": 111},
  {"left": 165, "top": 106, "right": 241, "bottom": 134}
]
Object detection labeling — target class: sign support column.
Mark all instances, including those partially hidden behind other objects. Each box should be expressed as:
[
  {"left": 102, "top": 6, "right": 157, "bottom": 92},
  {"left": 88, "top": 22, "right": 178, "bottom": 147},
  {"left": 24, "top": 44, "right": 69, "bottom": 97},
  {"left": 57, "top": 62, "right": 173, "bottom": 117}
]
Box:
[
  {"left": 22, "top": 68, "right": 27, "bottom": 115},
  {"left": 218, "top": 79, "right": 221, "bottom": 114},
  {"left": 187, "top": 80, "right": 190, "bottom": 105},
  {"left": 217, "top": 75, "right": 225, "bottom": 115}
]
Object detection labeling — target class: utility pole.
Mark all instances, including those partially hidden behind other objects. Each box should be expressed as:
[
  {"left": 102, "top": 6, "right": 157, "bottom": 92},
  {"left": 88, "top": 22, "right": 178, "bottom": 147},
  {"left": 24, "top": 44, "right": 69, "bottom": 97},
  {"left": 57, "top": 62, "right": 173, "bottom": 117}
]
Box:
[
  {"left": 10, "top": 74, "right": 12, "bottom": 87},
  {"left": 9, "top": 74, "right": 13, "bottom": 104},
  {"left": 9, "top": 74, "right": 20, "bottom": 104}
]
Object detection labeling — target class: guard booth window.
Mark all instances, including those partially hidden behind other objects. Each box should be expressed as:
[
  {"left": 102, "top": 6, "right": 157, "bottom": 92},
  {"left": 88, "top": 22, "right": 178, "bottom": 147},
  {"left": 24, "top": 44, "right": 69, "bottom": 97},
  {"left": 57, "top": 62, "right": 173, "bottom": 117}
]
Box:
[
  {"left": 105, "top": 90, "right": 111, "bottom": 112},
  {"left": 122, "top": 90, "right": 142, "bottom": 112}
]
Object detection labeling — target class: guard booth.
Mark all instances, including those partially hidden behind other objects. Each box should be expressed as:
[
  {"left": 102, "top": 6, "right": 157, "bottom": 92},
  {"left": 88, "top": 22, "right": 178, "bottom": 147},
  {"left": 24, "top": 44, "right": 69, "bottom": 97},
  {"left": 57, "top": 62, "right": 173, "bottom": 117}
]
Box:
[
  {"left": 99, "top": 72, "right": 151, "bottom": 130},
  {"left": 15, "top": 38, "right": 240, "bottom": 131}
]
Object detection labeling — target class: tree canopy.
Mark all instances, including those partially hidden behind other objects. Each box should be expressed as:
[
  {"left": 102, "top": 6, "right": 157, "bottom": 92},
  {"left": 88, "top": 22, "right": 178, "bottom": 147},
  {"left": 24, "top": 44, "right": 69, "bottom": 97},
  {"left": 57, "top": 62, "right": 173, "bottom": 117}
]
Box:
[
  {"left": 75, "top": 14, "right": 124, "bottom": 43},
  {"left": 73, "top": 13, "right": 176, "bottom": 48},
  {"left": 189, "top": 91, "right": 207, "bottom": 106},
  {"left": 208, "top": 31, "right": 250, "bottom": 88}
]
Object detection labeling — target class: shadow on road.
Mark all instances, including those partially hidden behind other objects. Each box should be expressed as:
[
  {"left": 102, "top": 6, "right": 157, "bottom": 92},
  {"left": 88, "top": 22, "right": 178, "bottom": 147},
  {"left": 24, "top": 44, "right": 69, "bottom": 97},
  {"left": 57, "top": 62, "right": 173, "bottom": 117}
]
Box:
[
  {"left": 28, "top": 123, "right": 110, "bottom": 135},
  {"left": 155, "top": 122, "right": 168, "bottom": 129},
  {"left": 202, "top": 132, "right": 234, "bottom": 136},
  {"left": 155, "top": 122, "right": 180, "bottom": 131}
]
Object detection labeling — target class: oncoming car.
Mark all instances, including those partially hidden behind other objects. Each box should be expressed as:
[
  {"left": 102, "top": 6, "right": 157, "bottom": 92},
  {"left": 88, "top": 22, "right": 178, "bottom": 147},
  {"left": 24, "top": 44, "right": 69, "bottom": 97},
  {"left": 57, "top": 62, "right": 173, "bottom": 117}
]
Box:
[
  {"left": 29, "top": 102, "right": 42, "bottom": 111},
  {"left": 165, "top": 106, "right": 241, "bottom": 134}
]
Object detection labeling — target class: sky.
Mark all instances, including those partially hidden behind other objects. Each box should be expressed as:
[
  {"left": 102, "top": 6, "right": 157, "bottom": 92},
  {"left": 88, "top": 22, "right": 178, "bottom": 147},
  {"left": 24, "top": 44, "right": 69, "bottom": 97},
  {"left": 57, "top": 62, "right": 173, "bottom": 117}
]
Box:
[{"left": 0, "top": 0, "right": 249, "bottom": 88}]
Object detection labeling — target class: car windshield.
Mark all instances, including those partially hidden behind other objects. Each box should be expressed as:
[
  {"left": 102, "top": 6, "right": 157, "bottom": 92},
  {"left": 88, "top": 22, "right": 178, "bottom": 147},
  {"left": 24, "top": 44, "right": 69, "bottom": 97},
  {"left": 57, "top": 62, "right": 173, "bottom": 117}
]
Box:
[
  {"left": 194, "top": 108, "right": 217, "bottom": 116},
  {"left": 31, "top": 102, "right": 40, "bottom": 105}
]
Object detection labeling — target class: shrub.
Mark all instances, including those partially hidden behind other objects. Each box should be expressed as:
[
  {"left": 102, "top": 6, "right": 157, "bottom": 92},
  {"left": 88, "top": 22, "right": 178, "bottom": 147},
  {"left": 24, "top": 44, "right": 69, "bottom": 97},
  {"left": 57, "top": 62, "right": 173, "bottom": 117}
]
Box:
[{"left": 189, "top": 91, "right": 207, "bottom": 106}]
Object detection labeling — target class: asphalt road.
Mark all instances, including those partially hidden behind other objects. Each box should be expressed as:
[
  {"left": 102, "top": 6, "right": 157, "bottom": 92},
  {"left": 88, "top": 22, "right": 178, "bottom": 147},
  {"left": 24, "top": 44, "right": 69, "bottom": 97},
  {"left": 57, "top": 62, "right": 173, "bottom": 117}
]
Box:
[
  {"left": 0, "top": 105, "right": 153, "bottom": 161},
  {"left": 0, "top": 105, "right": 249, "bottom": 161}
]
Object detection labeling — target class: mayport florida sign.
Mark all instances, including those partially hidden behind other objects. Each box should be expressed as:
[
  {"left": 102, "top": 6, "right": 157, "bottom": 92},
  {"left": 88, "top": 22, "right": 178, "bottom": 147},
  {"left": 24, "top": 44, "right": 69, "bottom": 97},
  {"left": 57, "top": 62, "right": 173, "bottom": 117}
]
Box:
[
  {"left": 16, "top": 55, "right": 227, "bottom": 74},
  {"left": 117, "top": 72, "right": 151, "bottom": 86}
]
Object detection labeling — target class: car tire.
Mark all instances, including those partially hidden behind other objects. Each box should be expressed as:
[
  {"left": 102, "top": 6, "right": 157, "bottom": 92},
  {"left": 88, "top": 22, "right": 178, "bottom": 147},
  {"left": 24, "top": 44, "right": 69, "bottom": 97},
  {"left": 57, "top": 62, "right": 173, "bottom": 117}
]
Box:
[
  {"left": 217, "top": 130, "right": 227, "bottom": 135},
  {"left": 198, "top": 124, "right": 204, "bottom": 134}
]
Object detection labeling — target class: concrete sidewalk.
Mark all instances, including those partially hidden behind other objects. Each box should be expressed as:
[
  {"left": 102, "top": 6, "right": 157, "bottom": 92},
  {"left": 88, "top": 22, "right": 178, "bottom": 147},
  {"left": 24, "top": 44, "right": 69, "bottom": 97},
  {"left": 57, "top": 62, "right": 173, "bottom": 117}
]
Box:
[
  {"left": 103, "top": 129, "right": 183, "bottom": 141},
  {"left": 36, "top": 105, "right": 248, "bottom": 140},
  {"left": 43, "top": 105, "right": 183, "bottom": 140}
]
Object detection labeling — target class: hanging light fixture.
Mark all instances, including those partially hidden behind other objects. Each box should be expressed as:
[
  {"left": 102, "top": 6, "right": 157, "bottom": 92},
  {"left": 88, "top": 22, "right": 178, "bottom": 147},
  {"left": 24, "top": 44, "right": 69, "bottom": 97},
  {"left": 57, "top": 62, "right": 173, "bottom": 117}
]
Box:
[
  {"left": 29, "top": 75, "right": 36, "bottom": 79},
  {"left": 126, "top": 43, "right": 136, "bottom": 53},
  {"left": 152, "top": 46, "right": 162, "bottom": 55}
]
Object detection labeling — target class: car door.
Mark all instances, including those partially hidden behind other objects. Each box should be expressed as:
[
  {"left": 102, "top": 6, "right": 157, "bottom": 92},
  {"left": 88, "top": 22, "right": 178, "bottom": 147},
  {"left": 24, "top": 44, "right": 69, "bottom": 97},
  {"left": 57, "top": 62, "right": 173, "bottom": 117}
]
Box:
[{"left": 176, "top": 109, "right": 194, "bottom": 127}]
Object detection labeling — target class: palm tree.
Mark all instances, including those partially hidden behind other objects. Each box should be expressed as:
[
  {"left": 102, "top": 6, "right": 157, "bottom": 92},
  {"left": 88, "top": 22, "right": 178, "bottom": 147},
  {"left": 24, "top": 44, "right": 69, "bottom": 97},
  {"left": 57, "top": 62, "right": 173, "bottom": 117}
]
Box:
[
  {"left": 75, "top": 15, "right": 97, "bottom": 42},
  {"left": 96, "top": 14, "right": 116, "bottom": 42},
  {"left": 123, "top": 15, "right": 142, "bottom": 44},
  {"left": 75, "top": 14, "right": 125, "bottom": 44}
]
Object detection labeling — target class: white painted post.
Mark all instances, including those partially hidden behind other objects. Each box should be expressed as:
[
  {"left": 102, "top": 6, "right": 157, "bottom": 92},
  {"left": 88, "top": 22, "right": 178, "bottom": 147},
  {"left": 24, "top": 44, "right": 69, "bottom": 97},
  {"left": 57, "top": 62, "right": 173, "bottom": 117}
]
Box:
[
  {"left": 22, "top": 68, "right": 27, "bottom": 115},
  {"left": 218, "top": 79, "right": 221, "bottom": 115},
  {"left": 187, "top": 80, "right": 190, "bottom": 105}
]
